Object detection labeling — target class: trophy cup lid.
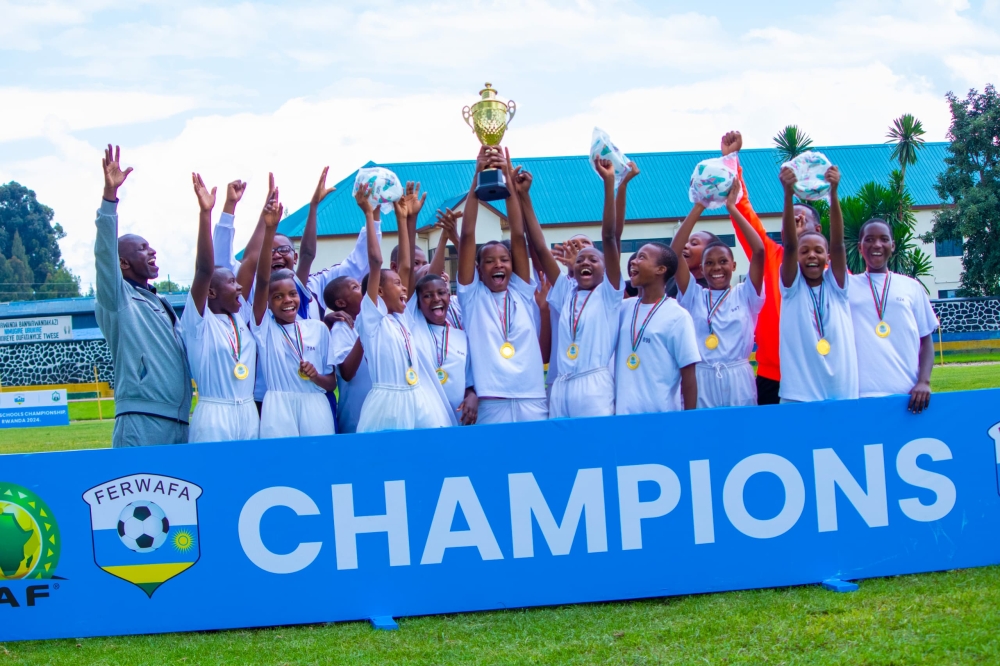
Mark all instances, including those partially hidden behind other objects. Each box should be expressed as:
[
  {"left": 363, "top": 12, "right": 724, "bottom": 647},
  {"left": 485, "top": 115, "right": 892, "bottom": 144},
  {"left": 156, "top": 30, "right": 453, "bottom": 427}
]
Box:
[{"left": 479, "top": 83, "right": 498, "bottom": 101}]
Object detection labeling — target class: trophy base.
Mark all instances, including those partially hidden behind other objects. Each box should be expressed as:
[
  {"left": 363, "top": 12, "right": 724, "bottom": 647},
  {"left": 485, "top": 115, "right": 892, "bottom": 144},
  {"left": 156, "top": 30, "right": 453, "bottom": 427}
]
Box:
[{"left": 475, "top": 168, "right": 511, "bottom": 201}]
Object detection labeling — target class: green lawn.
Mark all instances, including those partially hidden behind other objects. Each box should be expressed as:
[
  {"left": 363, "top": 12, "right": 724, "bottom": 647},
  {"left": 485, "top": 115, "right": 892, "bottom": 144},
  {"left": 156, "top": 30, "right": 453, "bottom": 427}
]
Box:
[
  {"left": 67, "top": 399, "right": 116, "bottom": 421},
  {"left": 2, "top": 364, "right": 998, "bottom": 664}
]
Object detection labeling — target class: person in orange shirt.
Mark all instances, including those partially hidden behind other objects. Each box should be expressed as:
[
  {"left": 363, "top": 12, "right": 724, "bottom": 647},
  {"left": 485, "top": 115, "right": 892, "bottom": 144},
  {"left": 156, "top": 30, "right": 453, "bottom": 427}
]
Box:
[{"left": 721, "top": 131, "right": 822, "bottom": 404}]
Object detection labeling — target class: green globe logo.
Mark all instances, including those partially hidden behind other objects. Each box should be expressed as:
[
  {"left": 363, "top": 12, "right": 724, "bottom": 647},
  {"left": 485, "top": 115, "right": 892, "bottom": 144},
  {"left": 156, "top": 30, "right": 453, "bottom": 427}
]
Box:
[{"left": 0, "top": 482, "right": 60, "bottom": 580}]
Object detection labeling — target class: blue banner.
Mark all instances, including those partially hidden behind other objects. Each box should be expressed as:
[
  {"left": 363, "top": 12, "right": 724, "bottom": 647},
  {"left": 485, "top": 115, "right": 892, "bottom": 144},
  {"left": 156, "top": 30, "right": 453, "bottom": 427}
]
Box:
[
  {"left": 2, "top": 390, "right": 999, "bottom": 641},
  {"left": 0, "top": 390, "right": 69, "bottom": 429}
]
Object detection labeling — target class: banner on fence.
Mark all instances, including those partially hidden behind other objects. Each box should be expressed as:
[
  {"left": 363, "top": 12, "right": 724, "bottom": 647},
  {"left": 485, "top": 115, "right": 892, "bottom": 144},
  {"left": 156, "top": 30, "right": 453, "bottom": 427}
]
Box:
[
  {"left": 0, "top": 316, "right": 72, "bottom": 345},
  {"left": 0, "top": 389, "right": 68, "bottom": 429},
  {"left": 1, "top": 389, "right": 999, "bottom": 641}
]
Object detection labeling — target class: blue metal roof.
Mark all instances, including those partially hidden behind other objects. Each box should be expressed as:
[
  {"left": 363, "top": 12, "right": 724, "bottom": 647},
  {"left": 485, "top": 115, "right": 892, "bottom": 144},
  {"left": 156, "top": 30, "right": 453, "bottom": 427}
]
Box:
[{"left": 277, "top": 142, "right": 951, "bottom": 238}]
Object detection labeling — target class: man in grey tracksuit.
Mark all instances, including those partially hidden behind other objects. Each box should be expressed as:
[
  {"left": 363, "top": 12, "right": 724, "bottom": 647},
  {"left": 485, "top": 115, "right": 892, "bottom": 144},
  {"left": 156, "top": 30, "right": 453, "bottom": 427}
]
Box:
[{"left": 95, "top": 145, "right": 192, "bottom": 447}]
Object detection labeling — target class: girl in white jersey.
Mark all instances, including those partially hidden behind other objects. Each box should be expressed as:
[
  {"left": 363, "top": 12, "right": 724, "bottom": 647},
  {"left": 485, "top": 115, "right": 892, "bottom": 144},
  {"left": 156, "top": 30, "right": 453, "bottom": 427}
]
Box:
[
  {"left": 778, "top": 165, "right": 859, "bottom": 403},
  {"left": 251, "top": 186, "right": 337, "bottom": 438},
  {"left": 354, "top": 186, "right": 454, "bottom": 432},
  {"left": 849, "top": 218, "right": 937, "bottom": 412},
  {"left": 519, "top": 158, "right": 624, "bottom": 418},
  {"left": 457, "top": 147, "right": 547, "bottom": 424},
  {"left": 180, "top": 174, "right": 259, "bottom": 442},
  {"left": 671, "top": 184, "right": 766, "bottom": 408},
  {"left": 615, "top": 242, "right": 701, "bottom": 414}
]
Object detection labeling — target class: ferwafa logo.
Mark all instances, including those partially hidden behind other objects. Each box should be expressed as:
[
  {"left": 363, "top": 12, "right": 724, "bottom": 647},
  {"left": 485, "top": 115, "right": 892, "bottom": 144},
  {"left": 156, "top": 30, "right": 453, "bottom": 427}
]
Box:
[
  {"left": 0, "top": 482, "right": 61, "bottom": 580},
  {"left": 83, "top": 474, "right": 202, "bottom": 597}
]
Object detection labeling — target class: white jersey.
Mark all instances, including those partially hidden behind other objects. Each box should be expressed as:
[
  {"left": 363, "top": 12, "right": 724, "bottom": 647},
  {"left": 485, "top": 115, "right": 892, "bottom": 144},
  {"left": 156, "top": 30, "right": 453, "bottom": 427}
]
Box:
[
  {"left": 677, "top": 279, "right": 765, "bottom": 364},
  {"left": 178, "top": 293, "right": 256, "bottom": 401},
  {"left": 848, "top": 272, "right": 938, "bottom": 397},
  {"left": 615, "top": 296, "right": 701, "bottom": 415},
  {"left": 304, "top": 218, "right": 380, "bottom": 320},
  {"left": 458, "top": 274, "right": 546, "bottom": 400},
  {"left": 547, "top": 273, "right": 625, "bottom": 376},
  {"left": 426, "top": 323, "right": 473, "bottom": 413},
  {"left": 251, "top": 313, "right": 332, "bottom": 394},
  {"left": 329, "top": 320, "right": 372, "bottom": 434},
  {"left": 779, "top": 267, "right": 859, "bottom": 402}
]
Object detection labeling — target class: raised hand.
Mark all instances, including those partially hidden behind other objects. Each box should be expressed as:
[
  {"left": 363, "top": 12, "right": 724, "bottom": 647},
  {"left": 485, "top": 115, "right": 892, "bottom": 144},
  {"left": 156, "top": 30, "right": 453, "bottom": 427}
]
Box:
[
  {"left": 403, "top": 181, "right": 427, "bottom": 218},
  {"left": 621, "top": 161, "right": 640, "bottom": 186},
  {"left": 355, "top": 184, "right": 374, "bottom": 215},
  {"left": 594, "top": 158, "right": 615, "bottom": 184},
  {"left": 825, "top": 165, "right": 841, "bottom": 191},
  {"left": 475, "top": 145, "right": 503, "bottom": 173},
  {"left": 512, "top": 166, "right": 533, "bottom": 195},
  {"left": 192, "top": 173, "right": 217, "bottom": 212},
  {"left": 226, "top": 180, "right": 247, "bottom": 205},
  {"left": 262, "top": 187, "right": 282, "bottom": 228},
  {"left": 721, "top": 131, "right": 743, "bottom": 156},
  {"left": 435, "top": 207, "right": 462, "bottom": 234},
  {"left": 102, "top": 144, "right": 133, "bottom": 201},
  {"left": 779, "top": 166, "right": 797, "bottom": 194},
  {"left": 393, "top": 195, "right": 409, "bottom": 223},
  {"left": 726, "top": 179, "right": 741, "bottom": 210},
  {"left": 312, "top": 167, "right": 337, "bottom": 206}
]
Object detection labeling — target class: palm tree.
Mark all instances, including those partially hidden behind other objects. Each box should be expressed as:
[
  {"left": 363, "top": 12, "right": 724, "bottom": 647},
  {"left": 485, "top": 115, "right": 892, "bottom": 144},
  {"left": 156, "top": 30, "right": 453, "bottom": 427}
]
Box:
[
  {"left": 772, "top": 125, "right": 814, "bottom": 164},
  {"left": 886, "top": 113, "right": 926, "bottom": 194}
]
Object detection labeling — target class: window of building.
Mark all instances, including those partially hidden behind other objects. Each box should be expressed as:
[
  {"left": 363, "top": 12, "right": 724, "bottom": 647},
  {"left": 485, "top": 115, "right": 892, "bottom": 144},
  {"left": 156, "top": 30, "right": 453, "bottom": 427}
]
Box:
[
  {"left": 935, "top": 237, "right": 962, "bottom": 257},
  {"left": 767, "top": 231, "right": 783, "bottom": 245},
  {"left": 937, "top": 289, "right": 960, "bottom": 299}
]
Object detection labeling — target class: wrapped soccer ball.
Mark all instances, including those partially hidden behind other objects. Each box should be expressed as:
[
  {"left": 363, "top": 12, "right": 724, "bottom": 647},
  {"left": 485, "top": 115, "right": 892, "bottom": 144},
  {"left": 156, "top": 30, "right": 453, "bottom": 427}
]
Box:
[
  {"left": 117, "top": 500, "right": 169, "bottom": 553},
  {"left": 353, "top": 167, "right": 404, "bottom": 214},
  {"left": 783, "top": 151, "right": 832, "bottom": 201},
  {"left": 688, "top": 155, "right": 739, "bottom": 209},
  {"left": 590, "top": 127, "right": 631, "bottom": 188}
]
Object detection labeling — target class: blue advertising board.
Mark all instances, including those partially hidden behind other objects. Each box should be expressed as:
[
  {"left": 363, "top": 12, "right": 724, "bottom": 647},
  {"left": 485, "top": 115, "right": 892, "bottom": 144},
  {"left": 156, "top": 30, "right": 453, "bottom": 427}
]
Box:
[
  {"left": 1, "top": 389, "right": 999, "bottom": 641},
  {"left": 0, "top": 389, "right": 69, "bottom": 429}
]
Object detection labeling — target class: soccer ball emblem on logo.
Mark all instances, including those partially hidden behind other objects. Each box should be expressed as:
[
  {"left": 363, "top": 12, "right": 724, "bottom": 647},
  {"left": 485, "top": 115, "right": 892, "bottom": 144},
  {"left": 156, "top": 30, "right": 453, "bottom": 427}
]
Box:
[{"left": 117, "top": 500, "right": 169, "bottom": 552}]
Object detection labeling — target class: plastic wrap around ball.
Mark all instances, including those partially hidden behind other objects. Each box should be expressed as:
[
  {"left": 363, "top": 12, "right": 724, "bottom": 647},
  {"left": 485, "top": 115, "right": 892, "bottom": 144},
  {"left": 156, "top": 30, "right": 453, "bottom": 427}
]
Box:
[
  {"left": 589, "top": 127, "right": 632, "bottom": 188},
  {"left": 688, "top": 154, "right": 740, "bottom": 209},
  {"left": 782, "top": 151, "right": 833, "bottom": 201},
  {"left": 353, "top": 167, "right": 404, "bottom": 214}
]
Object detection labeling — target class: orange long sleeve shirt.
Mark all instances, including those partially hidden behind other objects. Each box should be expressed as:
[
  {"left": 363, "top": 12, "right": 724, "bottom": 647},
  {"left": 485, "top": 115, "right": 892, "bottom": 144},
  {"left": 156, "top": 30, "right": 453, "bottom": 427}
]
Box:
[{"left": 731, "top": 166, "right": 783, "bottom": 381}]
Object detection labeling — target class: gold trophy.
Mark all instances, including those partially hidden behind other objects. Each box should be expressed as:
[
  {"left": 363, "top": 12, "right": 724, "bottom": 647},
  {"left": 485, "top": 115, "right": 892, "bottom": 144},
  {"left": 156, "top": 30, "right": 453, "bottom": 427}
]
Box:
[{"left": 463, "top": 83, "right": 516, "bottom": 201}]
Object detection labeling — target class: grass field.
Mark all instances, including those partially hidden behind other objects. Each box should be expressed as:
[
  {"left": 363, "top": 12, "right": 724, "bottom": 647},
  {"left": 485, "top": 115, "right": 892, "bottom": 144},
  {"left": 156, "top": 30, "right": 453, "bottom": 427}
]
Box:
[{"left": 2, "top": 364, "right": 998, "bottom": 665}]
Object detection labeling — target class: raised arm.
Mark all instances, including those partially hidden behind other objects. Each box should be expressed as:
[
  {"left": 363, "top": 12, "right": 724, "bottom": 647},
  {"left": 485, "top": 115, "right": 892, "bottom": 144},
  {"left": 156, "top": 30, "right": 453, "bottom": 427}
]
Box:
[
  {"left": 669, "top": 203, "right": 706, "bottom": 295},
  {"left": 213, "top": 179, "right": 245, "bottom": 273},
  {"left": 357, "top": 185, "right": 380, "bottom": 304},
  {"left": 297, "top": 167, "right": 337, "bottom": 285},
  {"left": 615, "top": 161, "right": 640, "bottom": 251},
  {"left": 458, "top": 146, "right": 500, "bottom": 286},
  {"left": 726, "top": 184, "right": 765, "bottom": 295},
  {"left": 252, "top": 188, "right": 283, "bottom": 325},
  {"left": 190, "top": 173, "right": 217, "bottom": 316},
  {"left": 237, "top": 172, "right": 275, "bottom": 296},
  {"left": 826, "top": 166, "right": 846, "bottom": 287},
  {"left": 95, "top": 144, "right": 134, "bottom": 311},
  {"left": 514, "top": 168, "right": 560, "bottom": 284},
  {"left": 426, "top": 209, "right": 461, "bottom": 281},
  {"left": 721, "top": 132, "right": 777, "bottom": 262},
  {"left": 595, "top": 159, "right": 621, "bottom": 288},
  {"left": 779, "top": 167, "right": 800, "bottom": 288},
  {"left": 503, "top": 148, "right": 531, "bottom": 283},
  {"left": 393, "top": 195, "right": 413, "bottom": 296}
]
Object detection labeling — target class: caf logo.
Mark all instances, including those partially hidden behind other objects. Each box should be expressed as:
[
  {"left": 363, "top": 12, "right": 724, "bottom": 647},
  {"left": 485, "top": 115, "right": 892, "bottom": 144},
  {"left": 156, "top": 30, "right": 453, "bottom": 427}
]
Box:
[
  {"left": 0, "top": 481, "right": 61, "bottom": 580},
  {"left": 83, "top": 474, "right": 202, "bottom": 598}
]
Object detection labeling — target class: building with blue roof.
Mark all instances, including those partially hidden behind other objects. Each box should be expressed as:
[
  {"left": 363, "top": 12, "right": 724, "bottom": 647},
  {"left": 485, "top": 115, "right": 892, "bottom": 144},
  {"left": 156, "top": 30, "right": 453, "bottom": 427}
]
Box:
[{"left": 278, "top": 142, "right": 960, "bottom": 298}]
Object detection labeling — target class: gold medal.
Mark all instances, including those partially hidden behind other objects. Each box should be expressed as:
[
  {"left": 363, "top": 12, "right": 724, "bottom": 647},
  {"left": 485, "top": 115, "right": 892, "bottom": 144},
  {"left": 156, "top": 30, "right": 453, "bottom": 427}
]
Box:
[
  {"left": 566, "top": 343, "right": 579, "bottom": 360},
  {"left": 233, "top": 363, "right": 249, "bottom": 380},
  {"left": 436, "top": 367, "right": 448, "bottom": 384},
  {"left": 816, "top": 338, "right": 831, "bottom": 356},
  {"left": 704, "top": 333, "right": 719, "bottom": 350},
  {"left": 875, "top": 321, "right": 891, "bottom": 338},
  {"left": 298, "top": 369, "right": 310, "bottom": 380},
  {"left": 406, "top": 367, "right": 419, "bottom": 385},
  {"left": 626, "top": 352, "right": 640, "bottom": 370},
  {"left": 500, "top": 341, "right": 516, "bottom": 359}
]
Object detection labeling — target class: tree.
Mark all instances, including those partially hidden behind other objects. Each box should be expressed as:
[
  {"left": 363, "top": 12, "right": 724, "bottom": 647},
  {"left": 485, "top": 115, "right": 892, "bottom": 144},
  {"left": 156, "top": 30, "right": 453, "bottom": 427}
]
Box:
[
  {"left": 152, "top": 276, "right": 188, "bottom": 294},
  {"left": 886, "top": 114, "right": 926, "bottom": 191},
  {"left": 772, "top": 125, "right": 814, "bottom": 164},
  {"left": 36, "top": 265, "right": 82, "bottom": 300},
  {"left": 924, "top": 85, "right": 1000, "bottom": 295},
  {"left": 0, "top": 181, "right": 81, "bottom": 301}
]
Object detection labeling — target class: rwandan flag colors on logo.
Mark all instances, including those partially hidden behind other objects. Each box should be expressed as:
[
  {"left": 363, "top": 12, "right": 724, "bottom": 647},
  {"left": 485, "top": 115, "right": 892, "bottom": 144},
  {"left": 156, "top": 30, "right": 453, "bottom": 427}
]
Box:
[{"left": 83, "top": 474, "right": 202, "bottom": 597}]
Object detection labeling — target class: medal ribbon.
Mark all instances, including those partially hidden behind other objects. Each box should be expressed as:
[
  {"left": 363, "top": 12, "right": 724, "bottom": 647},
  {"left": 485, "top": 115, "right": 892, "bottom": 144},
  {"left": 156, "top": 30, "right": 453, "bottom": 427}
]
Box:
[
  {"left": 866, "top": 271, "right": 892, "bottom": 321},
  {"left": 494, "top": 289, "right": 512, "bottom": 343},
  {"left": 570, "top": 289, "right": 594, "bottom": 343},
  {"left": 705, "top": 287, "right": 732, "bottom": 335},
  {"left": 275, "top": 317, "right": 304, "bottom": 364},
  {"left": 391, "top": 315, "right": 414, "bottom": 370},
  {"left": 808, "top": 281, "right": 826, "bottom": 341},
  {"left": 430, "top": 322, "right": 450, "bottom": 368},
  {"left": 447, "top": 302, "right": 464, "bottom": 330},
  {"left": 630, "top": 295, "right": 667, "bottom": 353},
  {"left": 225, "top": 314, "right": 243, "bottom": 364}
]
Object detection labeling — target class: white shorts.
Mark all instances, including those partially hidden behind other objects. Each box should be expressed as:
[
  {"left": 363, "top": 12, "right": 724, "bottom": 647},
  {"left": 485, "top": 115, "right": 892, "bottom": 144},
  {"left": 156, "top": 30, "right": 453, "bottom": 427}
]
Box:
[
  {"left": 357, "top": 383, "right": 453, "bottom": 433},
  {"left": 477, "top": 397, "right": 549, "bottom": 425},
  {"left": 189, "top": 396, "right": 260, "bottom": 443},
  {"left": 548, "top": 367, "right": 615, "bottom": 419},
  {"left": 260, "top": 391, "right": 335, "bottom": 439},
  {"left": 696, "top": 360, "right": 758, "bottom": 409}
]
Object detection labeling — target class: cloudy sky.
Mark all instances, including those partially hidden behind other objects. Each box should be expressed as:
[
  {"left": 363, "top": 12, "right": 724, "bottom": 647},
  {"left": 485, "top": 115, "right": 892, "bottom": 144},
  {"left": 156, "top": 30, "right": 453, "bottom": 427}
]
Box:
[{"left": 2, "top": 0, "right": 998, "bottom": 287}]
